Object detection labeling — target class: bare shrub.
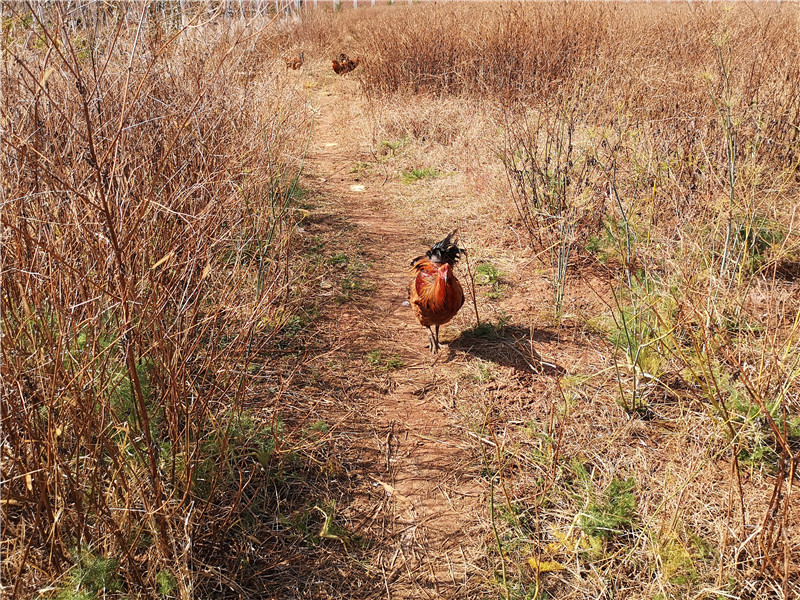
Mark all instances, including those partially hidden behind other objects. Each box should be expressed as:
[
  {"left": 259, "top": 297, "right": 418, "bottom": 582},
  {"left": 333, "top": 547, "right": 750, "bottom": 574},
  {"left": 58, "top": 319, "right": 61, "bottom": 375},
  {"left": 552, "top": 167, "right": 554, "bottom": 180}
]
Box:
[
  {"left": 1, "top": 4, "right": 310, "bottom": 597},
  {"left": 355, "top": 2, "right": 608, "bottom": 98}
]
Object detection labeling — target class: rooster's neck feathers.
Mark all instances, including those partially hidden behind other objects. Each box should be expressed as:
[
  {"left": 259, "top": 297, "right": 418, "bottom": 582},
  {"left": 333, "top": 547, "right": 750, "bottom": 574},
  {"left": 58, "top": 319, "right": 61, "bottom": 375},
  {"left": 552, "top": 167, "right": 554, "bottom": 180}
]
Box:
[{"left": 409, "top": 258, "right": 465, "bottom": 326}]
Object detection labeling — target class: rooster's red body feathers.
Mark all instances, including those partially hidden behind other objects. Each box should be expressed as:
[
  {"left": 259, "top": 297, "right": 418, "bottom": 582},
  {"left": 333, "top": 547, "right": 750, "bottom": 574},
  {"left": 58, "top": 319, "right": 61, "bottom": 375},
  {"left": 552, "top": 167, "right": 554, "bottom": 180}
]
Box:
[{"left": 408, "top": 232, "right": 465, "bottom": 353}]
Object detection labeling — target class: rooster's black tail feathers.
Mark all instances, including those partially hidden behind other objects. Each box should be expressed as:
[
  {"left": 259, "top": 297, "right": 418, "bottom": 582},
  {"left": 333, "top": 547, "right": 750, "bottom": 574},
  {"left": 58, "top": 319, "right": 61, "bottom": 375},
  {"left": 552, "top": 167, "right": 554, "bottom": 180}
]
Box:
[
  {"left": 426, "top": 230, "right": 463, "bottom": 266},
  {"left": 410, "top": 231, "right": 464, "bottom": 268}
]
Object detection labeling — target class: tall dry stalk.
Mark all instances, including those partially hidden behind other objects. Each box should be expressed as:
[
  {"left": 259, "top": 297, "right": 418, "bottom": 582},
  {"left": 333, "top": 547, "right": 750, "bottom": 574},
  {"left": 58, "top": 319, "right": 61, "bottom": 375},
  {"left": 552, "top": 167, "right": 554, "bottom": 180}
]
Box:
[{"left": 500, "top": 91, "right": 602, "bottom": 319}]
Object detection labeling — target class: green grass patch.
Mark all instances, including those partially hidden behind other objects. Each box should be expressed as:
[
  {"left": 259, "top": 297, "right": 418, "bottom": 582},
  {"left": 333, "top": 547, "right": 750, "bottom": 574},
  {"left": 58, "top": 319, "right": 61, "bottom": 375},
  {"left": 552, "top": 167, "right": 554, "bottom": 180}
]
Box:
[
  {"left": 401, "top": 167, "right": 441, "bottom": 183},
  {"left": 579, "top": 476, "right": 638, "bottom": 540},
  {"left": 367, "top": 349, "right": 405, "bottom": 371}
]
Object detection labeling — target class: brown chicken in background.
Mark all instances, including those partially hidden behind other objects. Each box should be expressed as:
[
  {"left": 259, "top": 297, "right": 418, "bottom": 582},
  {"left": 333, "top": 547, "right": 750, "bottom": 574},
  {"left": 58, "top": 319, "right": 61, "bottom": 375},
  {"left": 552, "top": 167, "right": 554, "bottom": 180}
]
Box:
[
  {"left": 332, "top": 53, "right": 360, "bottom": 75},
  {"left": 285, "top": 51, "right": 304, "bottom": 70},
  {"left": 409, "top": 232, "right": 465, "bottom": 354}
]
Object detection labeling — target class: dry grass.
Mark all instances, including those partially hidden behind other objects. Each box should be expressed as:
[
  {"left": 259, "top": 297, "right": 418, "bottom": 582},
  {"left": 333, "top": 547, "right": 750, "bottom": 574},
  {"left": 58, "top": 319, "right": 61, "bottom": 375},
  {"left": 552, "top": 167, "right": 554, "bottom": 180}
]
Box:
[
  {"left": 3, "top": 2, "right": 800, "bottom": 599},
  {"left": 0, "top": 4, "right": 324, "bottom": 597}
]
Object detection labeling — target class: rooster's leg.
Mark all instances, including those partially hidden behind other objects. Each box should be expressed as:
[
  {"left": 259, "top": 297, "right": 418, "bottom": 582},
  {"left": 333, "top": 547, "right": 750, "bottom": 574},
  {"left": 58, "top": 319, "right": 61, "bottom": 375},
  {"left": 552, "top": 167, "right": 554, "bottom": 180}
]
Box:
[
  {"left": 433, "top": 324, "right": 441, "bottom": 354},
  {"left": 426, "top": 326, "right": 437, "bottom": 353}
]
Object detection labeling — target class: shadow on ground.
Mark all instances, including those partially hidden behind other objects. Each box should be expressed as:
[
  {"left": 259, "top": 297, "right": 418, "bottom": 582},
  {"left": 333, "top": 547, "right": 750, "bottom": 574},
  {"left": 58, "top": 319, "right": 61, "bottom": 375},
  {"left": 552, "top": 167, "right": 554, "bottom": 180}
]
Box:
[{"left": 449, "top": 325, "right": 566, "bottom": 376}]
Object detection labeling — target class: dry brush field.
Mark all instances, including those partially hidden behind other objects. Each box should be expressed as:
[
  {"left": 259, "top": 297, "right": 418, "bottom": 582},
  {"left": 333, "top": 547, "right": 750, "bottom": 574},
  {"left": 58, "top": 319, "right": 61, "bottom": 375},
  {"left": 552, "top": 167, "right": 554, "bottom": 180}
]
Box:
[{"left": 2, "top": 2, "right": 799, "bottom": 599}]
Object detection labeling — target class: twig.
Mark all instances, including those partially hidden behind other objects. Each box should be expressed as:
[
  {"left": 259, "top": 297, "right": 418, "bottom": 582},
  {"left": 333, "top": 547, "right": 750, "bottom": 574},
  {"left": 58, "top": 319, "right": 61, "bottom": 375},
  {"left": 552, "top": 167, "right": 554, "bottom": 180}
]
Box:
[
  {"left": 490, "top": 477, "right": 510, "bottom": 600},
  {"left": 463, "top": 248, "right": 481, "bottom": 326}
]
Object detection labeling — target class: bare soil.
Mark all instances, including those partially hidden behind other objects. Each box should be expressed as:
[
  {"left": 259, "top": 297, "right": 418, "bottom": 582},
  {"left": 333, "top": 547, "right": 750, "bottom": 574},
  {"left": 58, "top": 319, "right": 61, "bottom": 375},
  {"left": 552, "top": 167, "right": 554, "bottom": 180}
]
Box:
[{"left": 293, "top": 67, "right": 497, "bottom": 598}]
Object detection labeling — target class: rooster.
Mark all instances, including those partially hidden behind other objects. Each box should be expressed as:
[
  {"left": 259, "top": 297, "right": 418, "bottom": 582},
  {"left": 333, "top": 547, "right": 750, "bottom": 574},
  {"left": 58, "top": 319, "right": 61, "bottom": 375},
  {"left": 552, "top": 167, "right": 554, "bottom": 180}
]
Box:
[
  {"left": 332, "top": 53, "right": 360, "bottom": 75},
  {"left": 285, "top": 51, "right": 304, "bottom": 70},
  {"left": 332, "top": 57, "right": 346, "bottom": 75},
  {"left": 409, "top": 231, "right": 465, "bottom": 354}
]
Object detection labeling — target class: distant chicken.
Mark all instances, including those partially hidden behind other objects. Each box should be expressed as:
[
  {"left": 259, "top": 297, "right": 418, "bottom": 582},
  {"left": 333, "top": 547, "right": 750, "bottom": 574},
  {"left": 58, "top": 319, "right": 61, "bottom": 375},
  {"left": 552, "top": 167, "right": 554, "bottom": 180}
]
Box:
[
  {"left": 285, "top": 51, "right": 304, "bottom": 70},
  {"left": 409, "top": 232, "right": 465, "bottom": 354},
  {"left": 332, "top": 53, "right": 360, "bottom": 75}
]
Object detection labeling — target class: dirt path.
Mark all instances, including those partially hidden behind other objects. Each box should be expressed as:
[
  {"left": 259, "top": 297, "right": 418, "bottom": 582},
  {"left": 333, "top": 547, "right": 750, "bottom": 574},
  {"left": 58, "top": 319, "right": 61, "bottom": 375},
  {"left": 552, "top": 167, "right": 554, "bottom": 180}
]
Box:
[{"left": 299, "top": 70, "right": 490, "bottom": 598}]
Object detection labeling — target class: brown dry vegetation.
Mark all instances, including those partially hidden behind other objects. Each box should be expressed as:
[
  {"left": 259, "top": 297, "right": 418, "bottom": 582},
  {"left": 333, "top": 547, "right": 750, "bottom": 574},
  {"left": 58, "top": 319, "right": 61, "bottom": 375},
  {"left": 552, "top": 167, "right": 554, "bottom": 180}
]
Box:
[
  {"left": 2, "top": 2, "right": 800, "bottom": 600},
  {"left": 1, "top": 3, "right": 317, "bottom": 598}
]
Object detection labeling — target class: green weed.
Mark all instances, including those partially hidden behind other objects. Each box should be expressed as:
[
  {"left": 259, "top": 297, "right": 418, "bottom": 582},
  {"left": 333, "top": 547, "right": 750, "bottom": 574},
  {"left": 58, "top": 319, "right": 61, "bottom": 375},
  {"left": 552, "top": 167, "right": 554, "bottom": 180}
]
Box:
[
  {"left": 350, "top": 161, "right": 371, "bottom": 173},
  {"left": 470, "top": 361, "right": 495, "bottom": 383},
  {"left": 290, "top": 185, "right": 309, "bottom": 203},
  {"left": 156, "top": 570, "right": 177, "bottom": 597},
  {"left": 579, "top": 476, "right": 638, "bottom": 540},
  {"left": 462, "top": 315, "right": 511, "bottom": 339},
  {"left": 367, "top": 349, "right": 405, "bottom": 370},
  {"left": 401, "top": 166, "right": 440, "bottom": 183},
  {"left": 282, "top": 308, "right": 318, "bottom": 338},
  {"left": 475, "top": 263, "right": 504, "bottom": 285},
  {"left": 367, "top": 349, "right": 382, "bottom": 367},
  {"left": 732, "top": 392, "right": 800, "bottom": 473},
  {"left": 475, "top": 262, "right": 505, "bottom": 299},
  {"left": 378, "top": 137, "right": 407, "bottom": 157},
  {"left": 336, "top": 258, "right": 375, "bottom": 302},
  {"left": 653, "top": 526, "right": 715, "bottom": 588},
  {"left": 327, "top": 252, "right": 350, "bottom": 266},
  {"left": 463, "top": 322, "right": 500, "bottom": 339},
  {"left": 731, "top": 215, "right": 784, "bottom": 274},
  {"left": 53, "top": 549, "right": 121, "bottom": 600},
  {"left": 309, "top": 420, "right": 330, "bottom": 433}
]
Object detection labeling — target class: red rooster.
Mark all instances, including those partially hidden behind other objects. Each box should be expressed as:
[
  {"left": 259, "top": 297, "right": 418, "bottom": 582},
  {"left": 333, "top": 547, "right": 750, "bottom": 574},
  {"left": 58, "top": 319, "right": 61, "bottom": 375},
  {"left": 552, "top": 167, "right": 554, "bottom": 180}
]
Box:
[
  {"left": 285, "top": 51, "right": 304, "bottom": 70},
  {"left": 409, "top": 232, "right": 465, "bottom": 354},
  {"left": 332, "top": 53, "right": 360, "bottom": 75}
]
